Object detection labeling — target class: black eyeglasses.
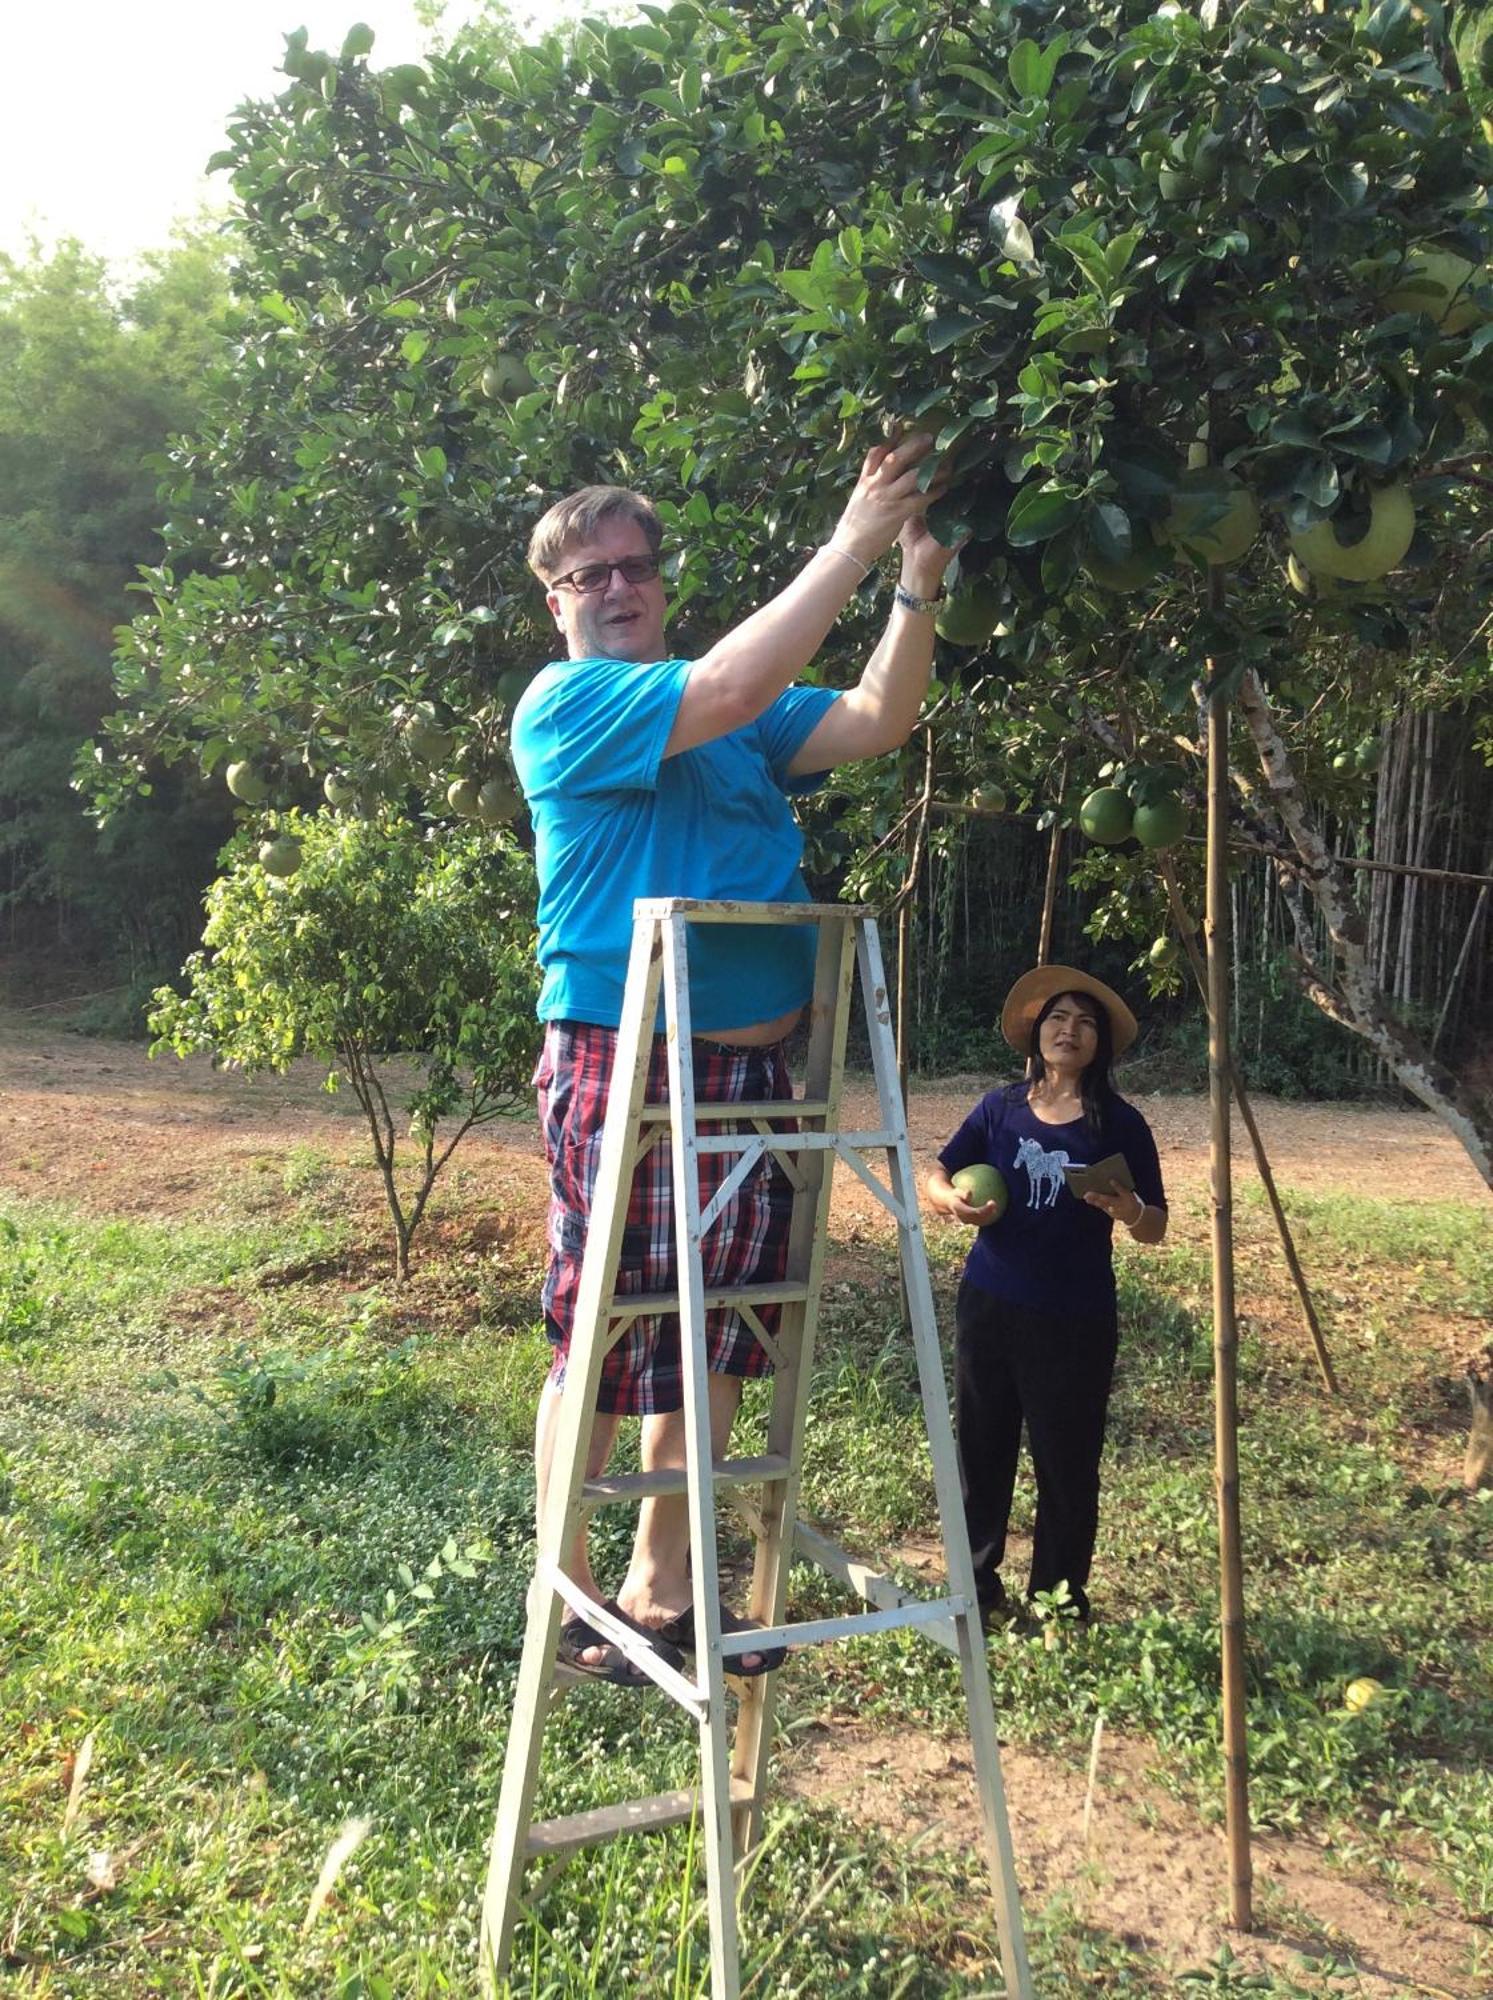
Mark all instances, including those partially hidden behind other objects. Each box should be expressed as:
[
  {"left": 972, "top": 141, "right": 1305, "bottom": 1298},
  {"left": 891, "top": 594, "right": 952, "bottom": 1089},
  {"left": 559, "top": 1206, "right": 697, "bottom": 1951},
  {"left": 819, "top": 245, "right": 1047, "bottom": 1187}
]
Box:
[{"left": 549, "top": 554, "right": 663, "bottom": 594}]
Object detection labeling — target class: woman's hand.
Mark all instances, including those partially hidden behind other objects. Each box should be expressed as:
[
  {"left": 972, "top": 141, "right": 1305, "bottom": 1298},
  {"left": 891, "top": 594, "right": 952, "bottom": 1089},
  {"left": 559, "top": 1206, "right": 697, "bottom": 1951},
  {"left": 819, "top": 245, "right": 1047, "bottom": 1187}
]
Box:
[
  {"left": 1084, "top": 1188, "right": 1147, "bottom": 1228},
  {"left": 925, "top": 1169, "right": 1000, "bottom": 1228}
]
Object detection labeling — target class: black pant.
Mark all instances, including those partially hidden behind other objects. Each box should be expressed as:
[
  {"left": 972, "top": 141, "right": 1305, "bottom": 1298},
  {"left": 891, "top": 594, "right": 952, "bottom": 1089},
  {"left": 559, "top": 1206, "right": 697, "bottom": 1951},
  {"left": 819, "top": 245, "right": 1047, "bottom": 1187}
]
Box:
[{"left": 953, "top": 1279, "right": 1119, "bottom": 1620}]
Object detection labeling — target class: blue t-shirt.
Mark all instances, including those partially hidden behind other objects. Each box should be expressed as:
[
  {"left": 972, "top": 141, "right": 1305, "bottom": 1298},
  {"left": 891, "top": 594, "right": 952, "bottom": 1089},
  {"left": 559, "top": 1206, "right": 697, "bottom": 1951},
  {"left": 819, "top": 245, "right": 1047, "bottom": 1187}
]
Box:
[
  {"left": 511, "top": 655, "right": 840, "bottom": 1030},
  {"left": 938, "top": 1084, "right": 1166, "bottom": 1318}
]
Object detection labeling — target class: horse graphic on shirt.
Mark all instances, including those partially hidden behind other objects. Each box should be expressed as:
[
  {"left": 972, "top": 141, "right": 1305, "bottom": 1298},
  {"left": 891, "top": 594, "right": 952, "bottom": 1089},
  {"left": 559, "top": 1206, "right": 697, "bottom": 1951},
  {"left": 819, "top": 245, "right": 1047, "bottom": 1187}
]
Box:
[{"left": 1015, "top": 1135, "right": 1072, "bottom": 1208}]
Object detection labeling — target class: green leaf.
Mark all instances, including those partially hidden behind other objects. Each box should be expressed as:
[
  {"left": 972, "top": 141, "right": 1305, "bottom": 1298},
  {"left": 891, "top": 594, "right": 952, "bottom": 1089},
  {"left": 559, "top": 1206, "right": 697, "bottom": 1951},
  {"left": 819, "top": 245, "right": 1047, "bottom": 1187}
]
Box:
[
  {"left": 1088, "top": 502, "right": 1133, "bottom": 564},
  {"left": 400, "top": 333, "right": 429, "bottom": 365},
  {"left": 1005, "top": 482, "right": 1081, "bottom": 546},
  {"left": 926, "top": 313, "right": 985, "bottom": 353}
]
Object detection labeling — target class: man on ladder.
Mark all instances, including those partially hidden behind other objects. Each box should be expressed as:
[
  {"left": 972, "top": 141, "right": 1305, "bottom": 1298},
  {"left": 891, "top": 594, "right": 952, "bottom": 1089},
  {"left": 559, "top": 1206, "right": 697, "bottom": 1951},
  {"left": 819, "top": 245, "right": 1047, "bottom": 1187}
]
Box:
[{"left": 512, "top": 434, "right": 957, "bottom": 1685}]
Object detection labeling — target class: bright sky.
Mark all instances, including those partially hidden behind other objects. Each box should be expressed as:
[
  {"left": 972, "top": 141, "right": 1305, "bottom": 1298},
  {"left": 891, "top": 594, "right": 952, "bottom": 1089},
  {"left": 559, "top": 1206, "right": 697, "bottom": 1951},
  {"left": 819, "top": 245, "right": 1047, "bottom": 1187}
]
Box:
[{"left": 0, "top": 1, "right": 573, "bottom": 272}]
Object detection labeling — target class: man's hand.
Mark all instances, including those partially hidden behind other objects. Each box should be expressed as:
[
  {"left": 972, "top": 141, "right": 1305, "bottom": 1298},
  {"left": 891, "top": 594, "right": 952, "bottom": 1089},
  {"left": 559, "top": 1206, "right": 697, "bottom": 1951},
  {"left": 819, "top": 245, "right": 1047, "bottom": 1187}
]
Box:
[{"left": 829, "top": 435, "right": 939, "bottom": 567}]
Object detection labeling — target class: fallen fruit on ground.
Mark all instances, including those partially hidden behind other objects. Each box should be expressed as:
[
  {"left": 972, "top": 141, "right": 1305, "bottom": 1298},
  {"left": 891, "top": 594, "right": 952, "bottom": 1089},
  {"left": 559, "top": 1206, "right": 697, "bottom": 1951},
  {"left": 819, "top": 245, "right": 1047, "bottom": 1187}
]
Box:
[
  {"left": 1289, "top": 484, "right": 1415, "bottom": 583},
  {"left": 1078, "top": 787, "right": 1134, "bottom": 845},
  {"left": 952, "top": 1164, "right": 1008, "bottom": 1217},
  {"left": 258, "top": 835, "right": 302, "bottom": 878},
  {"left": 1132, "top": 796, "right": 1187, "bottom": 850},
  {"left": 1160, "top": 470, "right": 1260, "bottom": 566},
  {"left": 226, "top": 761, "right": 268, "bottom": 804},
  {"left": 1344, "top": 1675, "right": 1386, "bottom": 1713}
]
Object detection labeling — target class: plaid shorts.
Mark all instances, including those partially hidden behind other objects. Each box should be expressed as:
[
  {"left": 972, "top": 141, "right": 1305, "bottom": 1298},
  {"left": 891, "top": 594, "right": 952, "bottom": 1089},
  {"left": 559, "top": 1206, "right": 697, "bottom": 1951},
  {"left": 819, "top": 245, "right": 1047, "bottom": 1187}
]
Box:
[{"left": 535, "top": 1020, "right": 796, "bottom": 1416}]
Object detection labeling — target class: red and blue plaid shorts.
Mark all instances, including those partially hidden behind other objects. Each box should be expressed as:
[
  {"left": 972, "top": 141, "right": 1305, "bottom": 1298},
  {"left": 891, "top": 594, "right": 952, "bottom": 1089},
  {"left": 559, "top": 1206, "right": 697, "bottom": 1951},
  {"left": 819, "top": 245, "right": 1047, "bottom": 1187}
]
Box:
[{"left": 535, "top": 1020, "right": 796, "bottom": 1416}]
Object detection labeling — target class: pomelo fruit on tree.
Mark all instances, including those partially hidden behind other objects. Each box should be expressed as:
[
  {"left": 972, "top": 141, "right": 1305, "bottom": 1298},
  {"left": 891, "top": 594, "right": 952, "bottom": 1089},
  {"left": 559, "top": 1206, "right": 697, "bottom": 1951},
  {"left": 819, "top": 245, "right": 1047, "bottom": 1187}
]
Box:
[
  {"left": 1289, "top": 484, "right": 1415, "bottom": 583},
  {"left": 1085, "top": 529, "right": 1166, "bottom": 593},
  {"left": 401, "top": 702, "right": 456, "bottom": 764},
  {"left": 476, "top": 777, "right": 522, "bottom": 825},
  {"left": 1159, "top": 469, "right": 1260, "bottom": 566},
  {"left": 1149, "top": 936, "right": 1180, "bottom": 968},
  {"left": 481, "top": 353, "right": 537, "bottom": 400},
  {"left": 1355, "top": 737, "right": 1383, "bottom": 773},
  {"left": 935, "top": 579, "right": 1004, "bottom": 647},
  {"left": 970, "top": 782, "right": 1007, "bottom": 816},
  {"left": 1132, "top": 796, "right": 1187, "bottom": 850},
  {"left": 447, "top": 777, "right": 482, "bottom": 818},
  {"left": 1381, "top": 247, "right": 1484, "bottom": 333},
  {"left": 226, "top": 760, "right": 268, "bottom": 804},
  {"left": 951, "top": 1164, "right": 1008, "bottom": 1217},
  {"left": 1078, "top": 787, "right": 1134, "bottom": 845},
  {"left": 259, "top": 835, "right": 302, "bottom": 878},
  {"left": 323, "top": 772, "right": 360, "bottom": 808},
  {"left": 1343, "top": 1676, "right": 1386, "bottom": 1713}
]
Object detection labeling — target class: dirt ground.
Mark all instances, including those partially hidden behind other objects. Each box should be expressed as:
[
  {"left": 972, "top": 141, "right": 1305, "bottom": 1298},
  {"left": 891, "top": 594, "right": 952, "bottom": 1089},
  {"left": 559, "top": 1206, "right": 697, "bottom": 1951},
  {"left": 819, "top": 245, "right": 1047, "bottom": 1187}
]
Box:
[{"left": 2, "top": 1016, "right": 1490, "bottom": 1993}]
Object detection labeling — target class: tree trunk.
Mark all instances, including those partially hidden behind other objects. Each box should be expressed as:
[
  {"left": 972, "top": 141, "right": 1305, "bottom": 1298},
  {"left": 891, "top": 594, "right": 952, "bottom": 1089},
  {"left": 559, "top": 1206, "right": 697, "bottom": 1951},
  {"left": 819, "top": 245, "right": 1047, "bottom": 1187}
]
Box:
[{"left": 1237, "top": 672, "right": 1493, "bottom": 1189}]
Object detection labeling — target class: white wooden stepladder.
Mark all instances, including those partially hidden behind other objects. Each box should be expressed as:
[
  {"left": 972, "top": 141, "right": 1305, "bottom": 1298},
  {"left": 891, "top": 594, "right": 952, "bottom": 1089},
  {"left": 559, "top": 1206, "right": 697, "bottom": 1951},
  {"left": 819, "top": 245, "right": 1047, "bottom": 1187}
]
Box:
[{"left": 480, "top": 899, "right": 1033, "bottom": 1999}]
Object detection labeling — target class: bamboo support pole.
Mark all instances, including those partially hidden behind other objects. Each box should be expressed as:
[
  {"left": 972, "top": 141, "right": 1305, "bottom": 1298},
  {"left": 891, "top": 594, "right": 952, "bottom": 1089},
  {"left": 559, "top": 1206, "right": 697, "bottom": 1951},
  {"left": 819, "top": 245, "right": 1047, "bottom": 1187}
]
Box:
[
  {"left": 1157, "top": 858, "right": 1339, "bottom": 1396},
  {"left": 1206, "top": 681, "right": 1253, "bottom": 1932}
]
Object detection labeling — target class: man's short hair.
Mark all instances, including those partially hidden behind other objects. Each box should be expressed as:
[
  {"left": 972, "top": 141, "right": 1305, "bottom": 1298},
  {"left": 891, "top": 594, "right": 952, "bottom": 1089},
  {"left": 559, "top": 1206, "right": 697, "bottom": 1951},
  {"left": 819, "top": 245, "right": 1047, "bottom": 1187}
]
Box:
[{"left": 527, "top": 486, "right": 663, "bottom": 581}]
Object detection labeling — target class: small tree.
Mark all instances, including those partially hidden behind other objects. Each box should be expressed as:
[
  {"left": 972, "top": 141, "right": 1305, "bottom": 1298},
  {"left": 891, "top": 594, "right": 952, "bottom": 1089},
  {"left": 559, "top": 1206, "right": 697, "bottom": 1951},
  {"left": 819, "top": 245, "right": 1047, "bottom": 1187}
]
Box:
[{"left": 150, "top": 811, "right": 539, "bottom": 1279}]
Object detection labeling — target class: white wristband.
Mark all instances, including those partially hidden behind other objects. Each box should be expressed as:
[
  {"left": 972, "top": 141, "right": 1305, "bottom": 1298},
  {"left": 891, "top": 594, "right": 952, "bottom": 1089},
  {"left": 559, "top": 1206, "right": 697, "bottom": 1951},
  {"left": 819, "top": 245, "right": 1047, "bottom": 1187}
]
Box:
[{"left": 823, "top": 542, "right": 875, "bottom": 579}]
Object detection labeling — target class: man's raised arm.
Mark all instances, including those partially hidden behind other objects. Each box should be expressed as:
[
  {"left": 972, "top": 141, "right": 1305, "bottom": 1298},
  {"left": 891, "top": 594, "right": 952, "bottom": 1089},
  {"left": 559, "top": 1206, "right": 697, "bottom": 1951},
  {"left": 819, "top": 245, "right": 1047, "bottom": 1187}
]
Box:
[{"left": 662, "top": 435, "right": 940, "bottom": 759}]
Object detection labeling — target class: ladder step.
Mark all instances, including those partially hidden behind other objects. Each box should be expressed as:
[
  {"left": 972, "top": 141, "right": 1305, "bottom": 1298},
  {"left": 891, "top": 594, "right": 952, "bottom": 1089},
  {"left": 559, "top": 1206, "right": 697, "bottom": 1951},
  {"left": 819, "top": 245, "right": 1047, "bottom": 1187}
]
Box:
[
  {"left": 608, "top": 1281, "right": 809, "bottom": 1318},
  {"left": 638, "top": 1099, "right": 832, "bottom": 1124},
  {"left": 525, "top": 1780, "right": 757, "bottom": 1857},
  {"left": 584, "top": 1452, "right": 792, "bottom": 1505},
  {"left": 718, "top": 1596, "right": 970, "bottom": 1659},
  {"left": 692, "top": 1129, "right": 896, "bottom": 1155}
]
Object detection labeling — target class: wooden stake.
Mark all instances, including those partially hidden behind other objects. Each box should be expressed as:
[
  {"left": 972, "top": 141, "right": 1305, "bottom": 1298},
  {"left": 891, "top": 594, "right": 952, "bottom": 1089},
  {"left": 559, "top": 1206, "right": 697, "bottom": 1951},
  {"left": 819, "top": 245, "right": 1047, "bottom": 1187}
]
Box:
[
  {"left": 1206, "top": 679, "right": 1253, "bottom": 1932},
  {"left": 1157, "top": 857, "right": 1338, "bottom": 1396}
]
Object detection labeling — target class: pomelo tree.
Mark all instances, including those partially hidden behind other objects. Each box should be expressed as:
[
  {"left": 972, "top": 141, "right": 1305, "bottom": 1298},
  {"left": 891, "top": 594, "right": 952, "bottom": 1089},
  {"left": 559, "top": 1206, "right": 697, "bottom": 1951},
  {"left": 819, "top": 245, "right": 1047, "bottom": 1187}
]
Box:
[{"left": 90, "top": 0, "right": 1492, "bottom": 1180}]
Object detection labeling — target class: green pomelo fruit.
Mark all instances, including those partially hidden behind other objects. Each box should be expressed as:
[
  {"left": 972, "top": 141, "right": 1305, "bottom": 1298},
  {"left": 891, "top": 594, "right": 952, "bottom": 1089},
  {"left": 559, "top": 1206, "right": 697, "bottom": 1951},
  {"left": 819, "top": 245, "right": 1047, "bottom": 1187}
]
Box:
[
  {"left": 447, "top": 777, "right": 483, "bottom": 818},
  {"left": 1289, "top": 483, "right": 1415, "bottom": 583},
  {"left": 226, "top": 760, "right": 268, "bottom": 804},
  {"left": 1078, "top": 786, "right": 1134, "bottom": 846},
  {"left": 970, "top": 782, "right": 1007, "bottom": 816},
  {"left": 476, "top": 777, "right": 522, "bottom": 825},
  {"left": 1382, "top": 248, "right": 1483, "bottom": 333},
  {"left": 951, "top": 1164, "right": 1008, "bottom": 1216},
  {"left": 1085, "top": 533, "right": 1165, "bottom": 593},
  {"left": 323, "top": 773, "right": 360, "bottom": 808},
  {"left": 935, "top": 580, "right": 1004, "bottom": 647},
  {"left": 259, "top": 835, "right": 302, "bottom": 878},
  {"left": 1160, "top": 470, "right": 1260, "bottom": 565},
  {"left": 402, "top": 702, "right": 457, "bottom": 764},
  {"left": 1149, "top": 936, "right": 1180, "bottom": 968},
  {"left": 481, "top": 353, "right": 537, "bottom": 400},
  {"left": 1131, "top": 796, "right": 1187, "bottom": 850},
  {"left": 1355, "top": 737, "right": 1383, "bottom": 773}
]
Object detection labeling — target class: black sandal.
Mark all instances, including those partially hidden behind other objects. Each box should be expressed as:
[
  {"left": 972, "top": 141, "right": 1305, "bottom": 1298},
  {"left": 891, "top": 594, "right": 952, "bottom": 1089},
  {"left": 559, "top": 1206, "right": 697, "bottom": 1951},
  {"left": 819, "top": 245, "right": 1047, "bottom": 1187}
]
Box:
[
  {"left": 556, "top": 1600, "right": 686, "bottom": 1686},
  {"left": 656, "top": 1600, "right": 787, "bottom": 1677}
]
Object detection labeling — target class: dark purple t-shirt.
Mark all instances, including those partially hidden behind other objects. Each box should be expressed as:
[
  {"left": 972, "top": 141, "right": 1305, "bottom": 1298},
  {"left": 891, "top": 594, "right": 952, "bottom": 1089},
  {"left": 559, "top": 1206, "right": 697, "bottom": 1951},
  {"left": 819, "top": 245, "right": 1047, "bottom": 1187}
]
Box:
[{"left": 937, "top": 1083, "right": 1166, "bottom": 1317}]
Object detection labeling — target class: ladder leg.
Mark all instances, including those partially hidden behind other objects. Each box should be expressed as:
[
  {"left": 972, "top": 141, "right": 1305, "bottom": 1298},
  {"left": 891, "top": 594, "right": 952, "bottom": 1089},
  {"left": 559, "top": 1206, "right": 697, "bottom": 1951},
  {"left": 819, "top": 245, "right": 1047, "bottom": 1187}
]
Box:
[
  {"left": 854, "top": 917, "right": 1036, "bottom": 2000},
  {"left": 661, "top": 915, "right": 741, "bottom": 2000},
  {"left": 732, "top": 913, "right": 859, "bottom": 1864},
  {"left": 480, "top": 919, "right": 667, "bottom": 1993}
]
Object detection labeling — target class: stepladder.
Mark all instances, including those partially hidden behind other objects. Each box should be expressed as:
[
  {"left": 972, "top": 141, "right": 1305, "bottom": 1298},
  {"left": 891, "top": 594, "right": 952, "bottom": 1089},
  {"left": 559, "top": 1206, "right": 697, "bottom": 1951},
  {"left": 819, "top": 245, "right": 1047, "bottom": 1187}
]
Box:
[{"left": 481, "top": 900, "right": 1033, "bottom": 1999}]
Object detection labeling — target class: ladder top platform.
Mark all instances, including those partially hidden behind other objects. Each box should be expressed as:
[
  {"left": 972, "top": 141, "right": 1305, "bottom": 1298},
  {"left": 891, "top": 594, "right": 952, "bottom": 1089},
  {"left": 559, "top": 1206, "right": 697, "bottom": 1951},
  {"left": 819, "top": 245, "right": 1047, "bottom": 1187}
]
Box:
[{"left": 630, "top": 898, "right": 875, "bottom": 923}]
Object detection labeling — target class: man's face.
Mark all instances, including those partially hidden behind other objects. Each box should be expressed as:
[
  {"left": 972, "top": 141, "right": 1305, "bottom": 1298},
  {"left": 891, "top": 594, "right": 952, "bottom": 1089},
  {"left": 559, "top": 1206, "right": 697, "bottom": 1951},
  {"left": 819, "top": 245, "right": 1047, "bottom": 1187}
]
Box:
[{"left": 544, "top": 517, "right": 668, "bottom": 663}]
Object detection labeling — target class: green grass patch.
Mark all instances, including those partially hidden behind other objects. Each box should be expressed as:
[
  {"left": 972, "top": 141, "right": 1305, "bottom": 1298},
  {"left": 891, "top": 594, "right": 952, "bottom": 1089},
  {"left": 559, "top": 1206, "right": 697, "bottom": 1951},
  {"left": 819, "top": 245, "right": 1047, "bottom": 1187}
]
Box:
[{"left": 1, "top": 1179, "right": 1490, "bottom": 1993}]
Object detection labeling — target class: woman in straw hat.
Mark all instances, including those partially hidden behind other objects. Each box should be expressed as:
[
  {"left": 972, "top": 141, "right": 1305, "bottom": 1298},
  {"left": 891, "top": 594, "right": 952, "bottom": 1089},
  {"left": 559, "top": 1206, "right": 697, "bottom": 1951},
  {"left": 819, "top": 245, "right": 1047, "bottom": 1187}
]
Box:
[{"left": 924, "top": 966, "right": 1168, "bottom": 1629}]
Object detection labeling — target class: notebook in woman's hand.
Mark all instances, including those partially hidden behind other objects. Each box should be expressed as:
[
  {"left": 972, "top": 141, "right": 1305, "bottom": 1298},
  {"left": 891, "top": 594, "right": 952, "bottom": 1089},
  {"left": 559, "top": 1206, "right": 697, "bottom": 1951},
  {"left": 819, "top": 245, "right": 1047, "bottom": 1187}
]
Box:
[{"left": 1063, "top": 1153, "right": 1135, "bottom": 1199}]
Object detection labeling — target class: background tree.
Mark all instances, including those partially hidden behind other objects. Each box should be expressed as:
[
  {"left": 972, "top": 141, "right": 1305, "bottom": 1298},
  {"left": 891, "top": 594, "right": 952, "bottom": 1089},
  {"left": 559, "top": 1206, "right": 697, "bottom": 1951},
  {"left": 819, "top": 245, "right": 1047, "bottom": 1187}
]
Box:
[
  {"left": 90, "top": 0, "right": 1492, "bottom": 1174},
  {"left": 0, "top": 231, "right": 230, "bottom": 1017},
  {"left": 148, "top": 811, "right": 539, "bottom": 1279}
]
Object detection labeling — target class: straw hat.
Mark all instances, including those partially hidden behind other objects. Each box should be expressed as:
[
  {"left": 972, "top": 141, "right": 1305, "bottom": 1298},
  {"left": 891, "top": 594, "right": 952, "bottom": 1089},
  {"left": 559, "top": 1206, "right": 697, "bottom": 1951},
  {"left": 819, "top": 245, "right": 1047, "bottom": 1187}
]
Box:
[{"left": 1000, "top": 964, "right": 1138, "bottom": 1057}]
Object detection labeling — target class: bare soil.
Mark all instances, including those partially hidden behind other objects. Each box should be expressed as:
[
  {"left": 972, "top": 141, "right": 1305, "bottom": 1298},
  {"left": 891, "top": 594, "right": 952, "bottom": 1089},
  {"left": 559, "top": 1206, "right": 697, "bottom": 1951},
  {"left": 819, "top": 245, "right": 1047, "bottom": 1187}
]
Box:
[{"left": 2, "top": 1018, "right": 1489, "bottom": 1992}]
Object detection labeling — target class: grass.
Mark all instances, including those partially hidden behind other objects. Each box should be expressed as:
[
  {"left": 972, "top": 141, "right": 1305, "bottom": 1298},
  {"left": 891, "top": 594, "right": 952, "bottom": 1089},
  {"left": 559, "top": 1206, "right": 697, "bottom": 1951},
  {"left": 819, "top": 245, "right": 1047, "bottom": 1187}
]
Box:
[{"left": 1, "top": 1161, "right": 1490, "bottom": 1996}]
